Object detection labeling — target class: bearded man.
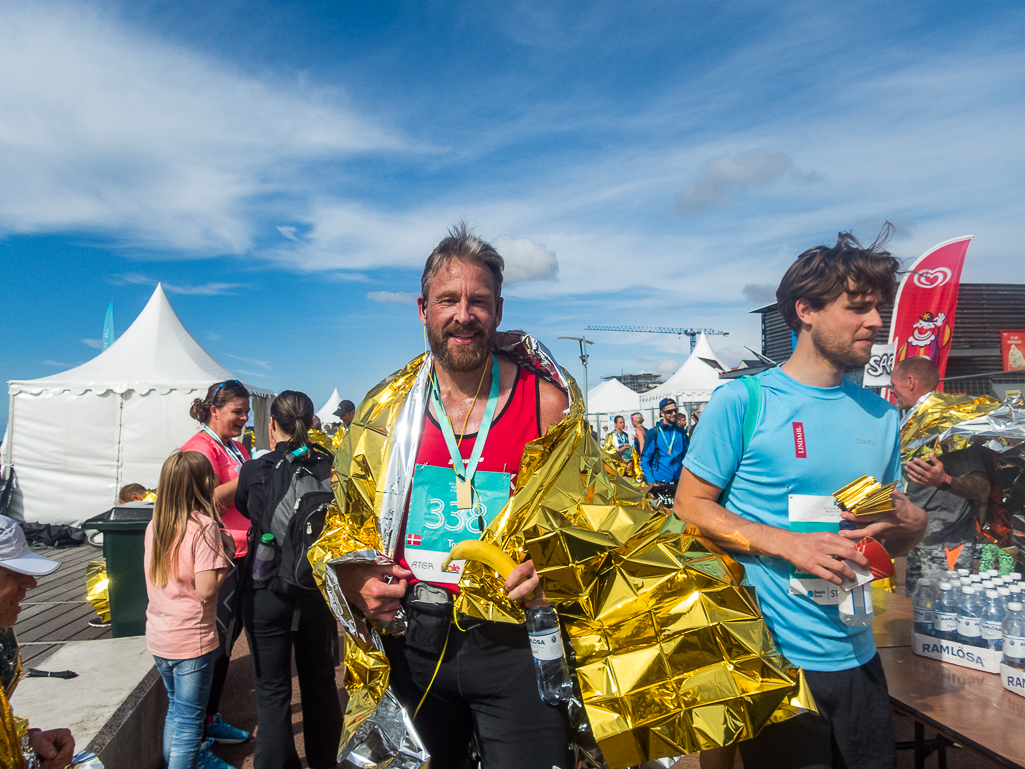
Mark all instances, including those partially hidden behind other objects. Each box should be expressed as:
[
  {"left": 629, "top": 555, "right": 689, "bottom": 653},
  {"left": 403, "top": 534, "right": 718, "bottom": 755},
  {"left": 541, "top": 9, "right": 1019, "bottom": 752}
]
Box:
[{"left": 333, "top": 224, "right": 571, "bottom": 769}]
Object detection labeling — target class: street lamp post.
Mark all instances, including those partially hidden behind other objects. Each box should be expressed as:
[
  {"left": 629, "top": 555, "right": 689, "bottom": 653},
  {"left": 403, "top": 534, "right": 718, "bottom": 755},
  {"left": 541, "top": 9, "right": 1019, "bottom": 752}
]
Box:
[{"left": 558, "top": 335, "right": 594, "bottom": 413}]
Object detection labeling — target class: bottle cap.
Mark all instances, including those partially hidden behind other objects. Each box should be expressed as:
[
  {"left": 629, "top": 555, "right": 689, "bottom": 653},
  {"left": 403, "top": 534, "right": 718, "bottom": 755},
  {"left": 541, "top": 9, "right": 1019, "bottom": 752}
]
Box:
[
  {"left": 1012, "top": 573, "right": 1023, "bottom": 582},
  {"left": 982, "top": 581, "right": 994, "bottom": 589},
  {"left": 970, "top": 574, "right": 982, "bottom": 582},
  {"left": 962, "top": 586, "right": 974, "bottom": 594},
  {"left": 986, "top": 590, "right": 998, "bottom": 598},
  {"left": 1000, "top": 587, "right": 1011, "bottom": 596},
  {"left": 939, "top": 582, "right": 952, "bottom": 590},
  {"left": 957, "top": 569, "right": 970, "bottom": 576},
  {"left": 1009, "top": 602, "right": 1023, "bottom": 612},
  {"left": 261, "top": 532, "right": 275, "bottom": 544}
]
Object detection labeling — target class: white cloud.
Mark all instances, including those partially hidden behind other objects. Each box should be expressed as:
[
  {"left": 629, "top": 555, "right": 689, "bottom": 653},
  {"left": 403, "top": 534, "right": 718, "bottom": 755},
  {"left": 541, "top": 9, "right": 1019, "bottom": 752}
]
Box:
[
  {"left": 81, "top": 338, "right": 103, "bottom": 349},
  {"left": 277, "top": 226, "right": 300, "bottom": 241},
  {"left": 367, "top": 291, "right": 417, "bottom": 304},
  {"left": 492, "top": 236, "right": 558, "bottom": 284},
  {"left": 0, "top": 2, "right": 412, "bottom": 253},
  {"left": 233, "top": 369, "right": 270, "bottom": 379},
  {"left": 742, "top": 283, "right": 777, "bottom": 305},
  {"left": 109, "top": 273, "right": 245, "bottom": 296},
  {"left": 225, "top": 354, "right": 272, "bottom": 370},
  {"left": 43, "top": 360, "right": 76, "bottom": 367},
  {"left": 204, "top": 331, "right": 222, "bottom": 342},
  {"left": 630, "top": 355, "right": 679, "bottom": 377}
]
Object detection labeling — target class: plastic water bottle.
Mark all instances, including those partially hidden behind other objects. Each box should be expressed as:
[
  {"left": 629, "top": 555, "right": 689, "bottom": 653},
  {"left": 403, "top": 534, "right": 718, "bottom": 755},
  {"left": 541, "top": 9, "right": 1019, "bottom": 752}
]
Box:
[
  {"left": 957, "top": 586, "right": 984, "bottom": 647},
  {"left": 981, "top": 589, "right": 1005, "bottom": 651},
  {"left": 912, "top": 575, "right": 939, "bottom": 636},
  {"left": 932, "top": 582, "right": 958, "bottom": 641},
  {"left": 1003, "top": 602, "right": 1025, "bottom": 671},
  {"left": 251, "top": 533, "right": 276, "bottom": 582},
  {"left": 999, "top": 587, "right": 1012, "bottom": 612},
  {"left": 839, "top": 584, "right": 873, "bottom": 627},
  {"left": 525, "top": 606, "right": 572, "bottom": 705}
]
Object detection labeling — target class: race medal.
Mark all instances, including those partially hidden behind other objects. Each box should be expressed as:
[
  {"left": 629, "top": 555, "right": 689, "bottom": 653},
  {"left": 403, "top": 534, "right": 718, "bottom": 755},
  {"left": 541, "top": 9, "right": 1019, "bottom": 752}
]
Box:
[
  {"left": 406, "top": 465, "right": 511, "bottom": 584},
  {"left": 456, "top": 476, "right": 473, "bottom": 510},
  {"left": 788, "top": 494, "right": 842, "bottom": 605}
]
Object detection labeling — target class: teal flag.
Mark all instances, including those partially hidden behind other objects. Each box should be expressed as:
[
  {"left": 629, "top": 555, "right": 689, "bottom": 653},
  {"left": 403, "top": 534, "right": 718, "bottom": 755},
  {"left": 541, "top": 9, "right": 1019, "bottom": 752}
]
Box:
[{"left": 102, "top": 302, "right": 114, "bottom": 349}]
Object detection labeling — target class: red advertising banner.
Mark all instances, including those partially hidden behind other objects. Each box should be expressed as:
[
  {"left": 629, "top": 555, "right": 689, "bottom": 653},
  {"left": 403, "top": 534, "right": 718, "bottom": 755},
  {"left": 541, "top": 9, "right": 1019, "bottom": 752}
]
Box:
[
  {"left": 1001, "top": 330, "right": 1025, "bottom": 371},
  {"left": 889, "top": 236, "right": 972, "bottom": 383}
]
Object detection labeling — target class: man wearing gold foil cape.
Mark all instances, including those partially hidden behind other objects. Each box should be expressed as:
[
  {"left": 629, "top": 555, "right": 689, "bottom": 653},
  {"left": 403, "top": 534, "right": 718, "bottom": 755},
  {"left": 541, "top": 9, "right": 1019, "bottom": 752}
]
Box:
[
  {"left": 317, "top": 225, "right": 820, "bottom": 769},
  {"left": 678, "top": 231, "right": 927, "bottom": 769},
  {"left": 332, "top": 224, "right": 573, "bottom": 769},
  {"left": 0, "top": 516, "right": 77, "bottom": 769},
  {"left": 890, "top": 357, "right": 992, "bottom": 593}
]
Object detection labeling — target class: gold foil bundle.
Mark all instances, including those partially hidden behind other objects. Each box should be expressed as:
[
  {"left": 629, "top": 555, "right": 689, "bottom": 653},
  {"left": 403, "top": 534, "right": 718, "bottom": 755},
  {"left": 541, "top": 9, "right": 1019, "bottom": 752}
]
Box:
[
  {"left": 832, "top": 476, "right": 897, "bottom": 516},
  {"left": 307, "top": 428, "right": 335, "bottom": 454},
  {"left": 900, "top": 392, "right": 1000, "bottom": 461},
  {"left": 600, "top": 434, "right": 645, "bottom": 483},
  {"left": 85, "top": 560, "right": 110, "bottom": 624},
  {"left": 311, "top": 333, "right": 814, "bottom": 769}
]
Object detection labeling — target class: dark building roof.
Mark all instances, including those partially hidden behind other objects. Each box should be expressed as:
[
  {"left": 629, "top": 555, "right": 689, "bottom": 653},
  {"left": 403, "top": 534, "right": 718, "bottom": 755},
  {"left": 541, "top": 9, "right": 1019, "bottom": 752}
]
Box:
[{"left": 752, "top": 283, "right": 1025, "bottom": 381}]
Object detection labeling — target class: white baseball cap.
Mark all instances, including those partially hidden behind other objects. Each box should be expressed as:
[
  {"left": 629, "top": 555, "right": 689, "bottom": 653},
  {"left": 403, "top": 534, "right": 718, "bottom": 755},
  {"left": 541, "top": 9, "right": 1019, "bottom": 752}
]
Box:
[{"left": 0, "top": 516, "right": 59, "bottom": 576}]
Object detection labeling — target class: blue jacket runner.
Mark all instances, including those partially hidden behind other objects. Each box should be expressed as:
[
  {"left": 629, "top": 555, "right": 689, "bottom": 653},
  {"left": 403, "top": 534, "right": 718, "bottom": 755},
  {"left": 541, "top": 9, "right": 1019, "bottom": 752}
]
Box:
[{"left": 640, "top": 422, "right": 689, "bottom": 484}]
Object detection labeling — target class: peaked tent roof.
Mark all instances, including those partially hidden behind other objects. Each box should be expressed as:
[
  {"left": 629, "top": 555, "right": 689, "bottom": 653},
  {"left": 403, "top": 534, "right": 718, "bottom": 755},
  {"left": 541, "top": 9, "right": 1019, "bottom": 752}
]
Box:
[
  {"left": 587, "top": 378, "right": 641, "bottom": 414},
  {"left": 315, "top": 388, "right": 343, "bottom": 423},
  {"left": 639, "top": 333, "right": 728, "bottom": 406},
  {"left": 9, "top": 284, "right": 274, "bottom": 397}
]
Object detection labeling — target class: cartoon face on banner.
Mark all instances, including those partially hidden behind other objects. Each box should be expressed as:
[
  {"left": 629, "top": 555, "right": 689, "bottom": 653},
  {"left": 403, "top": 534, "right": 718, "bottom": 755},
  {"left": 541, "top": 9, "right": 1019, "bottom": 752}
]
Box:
[{"left": 897, "top": 310, "right": 952, "bottom": 364}]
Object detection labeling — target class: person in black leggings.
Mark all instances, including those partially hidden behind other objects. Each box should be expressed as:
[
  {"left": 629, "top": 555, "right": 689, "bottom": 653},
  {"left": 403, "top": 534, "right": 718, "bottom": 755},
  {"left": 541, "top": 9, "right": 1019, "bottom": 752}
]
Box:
[{"left": 235, "top": 391, "right": 342, "bottom": 769}]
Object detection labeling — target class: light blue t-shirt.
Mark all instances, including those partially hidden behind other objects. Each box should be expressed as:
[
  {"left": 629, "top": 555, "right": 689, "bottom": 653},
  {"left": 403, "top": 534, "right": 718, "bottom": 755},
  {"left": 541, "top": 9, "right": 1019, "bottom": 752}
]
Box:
[{"left": 683, "top": 366, "right": 900, "bottom": 671}]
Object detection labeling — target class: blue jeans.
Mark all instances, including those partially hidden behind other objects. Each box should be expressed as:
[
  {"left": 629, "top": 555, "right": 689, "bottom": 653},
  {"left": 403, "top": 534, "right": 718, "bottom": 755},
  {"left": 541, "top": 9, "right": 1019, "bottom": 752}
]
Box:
[{"left": 154, "top": 651, "right": 215, "bottom": 769}]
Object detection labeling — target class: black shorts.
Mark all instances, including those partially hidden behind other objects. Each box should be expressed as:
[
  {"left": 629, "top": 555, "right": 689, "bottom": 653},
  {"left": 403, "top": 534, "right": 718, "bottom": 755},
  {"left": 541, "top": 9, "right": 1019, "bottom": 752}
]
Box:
[
  {"left": 739, "top": 653, "right": 896, "bottom": 769},
  {"left": 382, "top": 614, "right": 571, "bottom": 769}
]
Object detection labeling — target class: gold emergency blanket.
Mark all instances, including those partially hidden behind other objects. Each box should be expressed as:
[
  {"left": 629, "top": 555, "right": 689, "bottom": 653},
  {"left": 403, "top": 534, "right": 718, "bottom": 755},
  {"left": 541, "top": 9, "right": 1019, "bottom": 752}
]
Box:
[
  {"left": 85, "top": 560, "right": 110, "bottom": 625},
  {"left": 900, "top": 392, "right": 1000, "bottom": 461},
  {"left": 307, "top": 429, "right": 335, "bottom": 454},
  {"left": 311, "top": 332, "right": 813, "bottom": 768},
  {"left": 600, "top": 433, "right": 644, "bottom": 483},
  {"left": 0, "top": 629, "right": 26, "bottom": 769}
]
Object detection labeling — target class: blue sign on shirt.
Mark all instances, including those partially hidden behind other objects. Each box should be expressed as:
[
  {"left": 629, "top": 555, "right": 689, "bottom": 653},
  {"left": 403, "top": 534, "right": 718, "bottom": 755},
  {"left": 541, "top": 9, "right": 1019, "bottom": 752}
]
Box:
[{"left": 682, "top": 367, "right": 900, "bottom": 671}]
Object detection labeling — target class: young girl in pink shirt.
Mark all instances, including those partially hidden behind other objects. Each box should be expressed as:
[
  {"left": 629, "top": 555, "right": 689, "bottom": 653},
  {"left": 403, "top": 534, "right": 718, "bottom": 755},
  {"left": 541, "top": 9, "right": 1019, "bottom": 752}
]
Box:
[{"left": 145, "top": 451, "right": 233, "bottom": 769}]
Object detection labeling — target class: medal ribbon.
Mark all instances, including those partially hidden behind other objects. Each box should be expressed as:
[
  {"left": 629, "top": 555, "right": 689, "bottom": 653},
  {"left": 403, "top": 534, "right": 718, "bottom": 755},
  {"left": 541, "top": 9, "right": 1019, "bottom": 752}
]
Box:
[
  {"left": 659, "top": 424, "right": 677, "bottom": 455},
  {"left": 200, "top": 424, "right": 246, "bottom": 470},
  {"left": 429, "top": 355, "right": 501, "bottom": 502}
]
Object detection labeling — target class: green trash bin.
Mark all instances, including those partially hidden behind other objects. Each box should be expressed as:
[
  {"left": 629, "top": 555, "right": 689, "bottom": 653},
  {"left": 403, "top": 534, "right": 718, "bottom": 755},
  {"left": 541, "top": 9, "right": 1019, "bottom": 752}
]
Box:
[{"left": 83, "top": 505, "right": 153, "bottom": 638}]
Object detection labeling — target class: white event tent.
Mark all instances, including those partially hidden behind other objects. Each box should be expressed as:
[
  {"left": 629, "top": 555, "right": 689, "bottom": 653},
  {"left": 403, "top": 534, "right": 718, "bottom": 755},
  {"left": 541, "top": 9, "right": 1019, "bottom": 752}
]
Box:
[
  {"left": 639, "top": 333, "right": 728, "bottom": 413},
  {"left": 2, "top": 284, "right": 274, "bottom": 526},
  {"left": 315, "top": 388, "right": 343, "bottom": 424},
  {"left": 587, "top": 378, "right": 644, "bottom": 434}
]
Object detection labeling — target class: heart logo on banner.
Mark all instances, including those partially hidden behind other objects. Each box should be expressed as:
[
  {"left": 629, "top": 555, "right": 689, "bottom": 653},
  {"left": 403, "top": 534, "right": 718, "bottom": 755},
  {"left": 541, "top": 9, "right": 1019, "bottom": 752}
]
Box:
[{"left": 912, "top": 267, "right": 952, "bottom": 289}]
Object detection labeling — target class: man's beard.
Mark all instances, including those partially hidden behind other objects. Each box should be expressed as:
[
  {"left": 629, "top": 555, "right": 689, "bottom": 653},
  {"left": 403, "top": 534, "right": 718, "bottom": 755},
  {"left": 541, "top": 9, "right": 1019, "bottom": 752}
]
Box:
[
  {"left": 426, "top": 317, "right": 496, "bottom": 373},
  {"left": 811, "top": 326, "right": 874, "bottom": 368}
]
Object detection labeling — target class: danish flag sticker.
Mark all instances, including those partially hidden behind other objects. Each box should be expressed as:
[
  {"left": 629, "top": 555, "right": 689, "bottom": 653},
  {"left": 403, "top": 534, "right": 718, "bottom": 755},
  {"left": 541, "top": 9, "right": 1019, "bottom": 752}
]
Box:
[
  {"left": 406, "top": 533, "right": 422, "bottom": 546},
  {"left": 792, "top": 422, "right": 807, "bottom": 458}
]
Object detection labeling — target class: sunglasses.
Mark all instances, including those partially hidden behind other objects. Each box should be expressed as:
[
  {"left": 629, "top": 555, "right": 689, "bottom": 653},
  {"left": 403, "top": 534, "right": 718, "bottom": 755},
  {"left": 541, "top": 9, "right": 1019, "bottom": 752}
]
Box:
[
  {"left": 662, "top": 408, "right": 678, "bottom": 415},
  {"left": 211, "top": 379, "right": 242, "bottom": 403}
]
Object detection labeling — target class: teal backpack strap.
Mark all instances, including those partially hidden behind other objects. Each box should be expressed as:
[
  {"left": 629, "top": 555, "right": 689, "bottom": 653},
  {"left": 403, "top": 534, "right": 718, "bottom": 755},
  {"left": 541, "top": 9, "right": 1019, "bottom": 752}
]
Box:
[{"left": 718, "top": 375, "right": 762, "bottom": 505}]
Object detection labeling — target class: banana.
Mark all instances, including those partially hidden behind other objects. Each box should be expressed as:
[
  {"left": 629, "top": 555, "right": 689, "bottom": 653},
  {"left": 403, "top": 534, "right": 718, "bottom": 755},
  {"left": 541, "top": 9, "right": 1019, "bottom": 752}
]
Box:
[{"left": 443, "top": 540, "right": 534, "bottom": 599}]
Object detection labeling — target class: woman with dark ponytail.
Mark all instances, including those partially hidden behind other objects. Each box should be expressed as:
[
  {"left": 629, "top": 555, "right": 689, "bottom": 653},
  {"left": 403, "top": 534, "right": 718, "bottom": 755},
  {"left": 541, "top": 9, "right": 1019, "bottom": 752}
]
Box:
[
  {"left": 181, "top": 380, "right": 253, "bottom": 759},
  {"left": 234, "top": 391, "right": 342, "bottom": 769}
]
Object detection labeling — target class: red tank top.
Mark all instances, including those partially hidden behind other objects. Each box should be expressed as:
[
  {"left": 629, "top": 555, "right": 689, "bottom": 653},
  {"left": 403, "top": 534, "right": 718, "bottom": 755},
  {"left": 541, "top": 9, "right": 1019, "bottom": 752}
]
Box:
[{"left": 397, "top": 365, "right": 542, "bottom": 586}]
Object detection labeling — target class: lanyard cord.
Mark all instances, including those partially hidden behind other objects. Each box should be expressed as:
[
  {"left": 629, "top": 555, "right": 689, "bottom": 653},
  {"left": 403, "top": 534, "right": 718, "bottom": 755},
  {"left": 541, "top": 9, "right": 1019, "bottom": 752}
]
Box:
[
  {"left": 430, "top": 355, "right": 501, "bottom": 487},
  {"left": 457, "top": 355, "right": 490, "bottom": 447},
  {"left": 659, "top": 424, "right": 677, "bottom": 455},
  {"left": 201, "top": 424, "right": 245, "bottom": 467}
]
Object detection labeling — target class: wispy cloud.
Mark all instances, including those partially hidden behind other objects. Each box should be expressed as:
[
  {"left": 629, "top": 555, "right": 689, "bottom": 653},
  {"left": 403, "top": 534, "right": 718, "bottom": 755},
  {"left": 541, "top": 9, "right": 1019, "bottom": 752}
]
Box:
[
  {"left": 81, "top": 338, "right": 103, "bottom": 349},
  {"left": 277, "top": 225, "right": 300, "bottom": 241},
  {"left": 674, "top": 150, "right": 819, "bottom": 216},
  {"left": 367, "top": 291, "right": 417, "bottom": 304},
  {"left": 742, "top": 284, "right": 777, "bottom": 305},
  {"left": 225, "top": 354, "right": 272, "bottom": 370},
  {"left": 43, "top": 360, "right": 77, "bottom": 368},
  {"left": 204, "top": 331, "right": 222, "bottom": 342},
  {"left": 233, "top": 369, "right": 270, "bottom": 379},
  {"left": 110, "top": 273, "right": 245, "bottom": 296}
]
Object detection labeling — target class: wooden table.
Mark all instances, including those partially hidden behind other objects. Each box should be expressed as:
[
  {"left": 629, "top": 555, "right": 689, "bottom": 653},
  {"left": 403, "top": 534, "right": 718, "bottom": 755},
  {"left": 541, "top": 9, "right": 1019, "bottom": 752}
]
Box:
[{"left": 871, "top": 588, "right": 1025, "bottom": 769}]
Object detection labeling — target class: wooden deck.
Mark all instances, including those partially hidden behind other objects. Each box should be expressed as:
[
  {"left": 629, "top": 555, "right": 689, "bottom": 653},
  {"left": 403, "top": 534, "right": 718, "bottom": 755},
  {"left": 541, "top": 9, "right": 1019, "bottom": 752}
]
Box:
[{"left": 18, "top": 543, "right": 112, "bottom": 667}]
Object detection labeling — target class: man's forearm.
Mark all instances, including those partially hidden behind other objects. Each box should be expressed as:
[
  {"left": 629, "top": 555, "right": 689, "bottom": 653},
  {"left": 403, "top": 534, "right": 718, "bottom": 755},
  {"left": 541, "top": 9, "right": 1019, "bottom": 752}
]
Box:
[
  {"left": 948, "top": 471, "right": 990, "bottom": 502},
  {"left": 675, "top": 495, "right": 787, "bottom": 558}
]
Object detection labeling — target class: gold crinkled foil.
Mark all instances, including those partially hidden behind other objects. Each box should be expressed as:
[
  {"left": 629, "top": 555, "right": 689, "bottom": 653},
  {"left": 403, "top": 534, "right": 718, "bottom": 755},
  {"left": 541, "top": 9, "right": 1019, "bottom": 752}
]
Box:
[
  {"left": 310, "top": 331, "right": 815, "bottom": 769},
  {"left": 307, "top": 429, "right": 335, "bottom": 454},
  {"left": 85, "top": 560, "right": 111, "bottom": 624},
  {"left": 833, "top": 476, "right": 897, "bottom": 516},
  {"left": 601, "top": 434, "right": 645, "bottom": 483},
  {"left": 901, "top": 392, "right": 1000, "bottom": 461}
]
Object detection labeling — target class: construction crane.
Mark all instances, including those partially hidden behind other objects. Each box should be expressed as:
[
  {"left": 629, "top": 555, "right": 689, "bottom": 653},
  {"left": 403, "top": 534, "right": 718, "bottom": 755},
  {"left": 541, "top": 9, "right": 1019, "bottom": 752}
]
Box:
[{"left": 584, "top": 326, "right": 729, "bottom": 353}]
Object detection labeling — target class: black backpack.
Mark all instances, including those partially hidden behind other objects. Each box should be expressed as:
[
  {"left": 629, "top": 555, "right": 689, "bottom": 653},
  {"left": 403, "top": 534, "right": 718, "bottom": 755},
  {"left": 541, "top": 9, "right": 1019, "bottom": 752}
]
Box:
[{"left": 254, "top": 444, "right": 334, "bottom": 596}]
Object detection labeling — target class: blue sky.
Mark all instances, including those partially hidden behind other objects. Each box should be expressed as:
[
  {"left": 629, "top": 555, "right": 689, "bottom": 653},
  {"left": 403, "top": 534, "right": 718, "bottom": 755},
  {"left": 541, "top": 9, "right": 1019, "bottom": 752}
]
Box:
[{"left": 2, "top": 0, "right": 1023, "bottom": 425}]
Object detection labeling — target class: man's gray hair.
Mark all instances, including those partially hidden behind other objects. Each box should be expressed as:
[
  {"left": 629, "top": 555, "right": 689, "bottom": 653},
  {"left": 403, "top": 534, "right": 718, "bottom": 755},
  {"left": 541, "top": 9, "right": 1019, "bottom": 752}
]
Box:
[{"left": 421, "top": 222, "right": 505, "bottom": 307}]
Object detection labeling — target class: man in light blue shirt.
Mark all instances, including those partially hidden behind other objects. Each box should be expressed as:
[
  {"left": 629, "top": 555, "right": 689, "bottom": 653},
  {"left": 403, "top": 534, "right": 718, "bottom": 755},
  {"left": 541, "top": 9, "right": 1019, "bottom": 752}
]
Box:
[{"left": 677, "top": 231, "right": 926, "bottom": 769}]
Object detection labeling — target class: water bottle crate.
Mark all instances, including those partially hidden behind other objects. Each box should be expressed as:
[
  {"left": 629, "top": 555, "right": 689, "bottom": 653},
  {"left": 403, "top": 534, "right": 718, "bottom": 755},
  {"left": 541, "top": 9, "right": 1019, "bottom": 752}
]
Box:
[
  {"left": 1002, "top": 664, "right": 1025, "bottom": 698},
  {"left": 913, "top": 633, "right": 1002, "bottom": 673}
]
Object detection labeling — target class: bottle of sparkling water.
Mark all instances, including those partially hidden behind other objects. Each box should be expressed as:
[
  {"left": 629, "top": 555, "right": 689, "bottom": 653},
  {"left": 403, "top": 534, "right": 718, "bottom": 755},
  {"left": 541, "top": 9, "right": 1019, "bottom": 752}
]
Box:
[
  {"left": 1003, "top": 602, "right": 1025, "bottom": 671},
  {"left": 932, "top": 582, "right": 958, "bottom": 642},
  {"left": 957, "top": 586, "right": 984, "bottom": 648},
  {"left": 981, "top": 589, "right": 1005, "bottom": 651},
  {"left": 525, "top": 606, "right": 573, "bottom": 705},
  {"left": 912, "top": 574, "right": 939, "bottom": 636}
]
